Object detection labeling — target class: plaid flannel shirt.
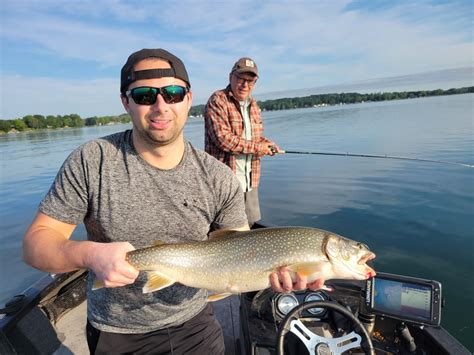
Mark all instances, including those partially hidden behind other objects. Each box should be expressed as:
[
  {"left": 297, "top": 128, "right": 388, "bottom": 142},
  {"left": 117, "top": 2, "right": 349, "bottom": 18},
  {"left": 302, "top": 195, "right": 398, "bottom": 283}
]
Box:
[{"left": 204, "top": 85, "right": 271, "bottom": 188}]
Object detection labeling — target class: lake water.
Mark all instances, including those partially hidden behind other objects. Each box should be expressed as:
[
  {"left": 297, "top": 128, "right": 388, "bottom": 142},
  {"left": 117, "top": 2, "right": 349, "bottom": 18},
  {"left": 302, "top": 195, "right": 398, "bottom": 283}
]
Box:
[{"left": 1, "top": 94, "right": 473, "bottom": 350}]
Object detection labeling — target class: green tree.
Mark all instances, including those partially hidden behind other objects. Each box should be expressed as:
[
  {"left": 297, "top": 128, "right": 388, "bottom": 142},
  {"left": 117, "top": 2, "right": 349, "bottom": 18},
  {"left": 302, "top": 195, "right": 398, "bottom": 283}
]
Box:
[
  {"left": 0, "top": 120, "right": 13, "bottom": 133},
  {"left": 68, "top": 114, "right": 85, "bottom": 127},
  {"left": 46, "top": 115, "right": 61, "bottom": 128},
  {"left": 34, "top": 115, "right": 47, "bottom": 128},
  {"left": 85, "top": 116, "right": 99, "bottom": 126},
  {"left": 13, "top": 119, "right": 27, "bottom": 131},
  {"left": 23, "top": 115, "right": 39, "bottom": 129}
]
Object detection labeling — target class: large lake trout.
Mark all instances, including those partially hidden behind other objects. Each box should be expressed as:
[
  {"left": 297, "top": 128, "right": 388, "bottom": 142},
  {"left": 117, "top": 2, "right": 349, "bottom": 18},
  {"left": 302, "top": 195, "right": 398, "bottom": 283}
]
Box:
[{"left": 119, "top": 227, "right": 376, "bottom": 300}]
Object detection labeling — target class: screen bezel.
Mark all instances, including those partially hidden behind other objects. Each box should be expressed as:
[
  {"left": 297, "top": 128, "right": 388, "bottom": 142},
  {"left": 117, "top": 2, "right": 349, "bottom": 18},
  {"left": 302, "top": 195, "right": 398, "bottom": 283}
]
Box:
[{"left": 365, "top": 272, "right": 442, "bottom": 326}]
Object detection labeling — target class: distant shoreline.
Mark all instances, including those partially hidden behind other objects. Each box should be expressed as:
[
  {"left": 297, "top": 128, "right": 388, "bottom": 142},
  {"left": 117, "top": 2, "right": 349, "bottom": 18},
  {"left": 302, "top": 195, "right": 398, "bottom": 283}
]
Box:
[
  {"left": 189, "top": 86, "right": 473, "bottom": 117},
  {"left": 0, "top": 121, "right": 129, "bottom": 135},
  {"left": 2, "top": 87, "right": 472, "bottom": 134}
]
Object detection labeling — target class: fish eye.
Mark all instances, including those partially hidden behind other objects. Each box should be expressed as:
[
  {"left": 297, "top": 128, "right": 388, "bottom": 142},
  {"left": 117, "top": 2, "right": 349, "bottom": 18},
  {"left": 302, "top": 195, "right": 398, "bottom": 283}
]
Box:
[{"left": 356, "top": 243, "right": 369, "bottom": 250}]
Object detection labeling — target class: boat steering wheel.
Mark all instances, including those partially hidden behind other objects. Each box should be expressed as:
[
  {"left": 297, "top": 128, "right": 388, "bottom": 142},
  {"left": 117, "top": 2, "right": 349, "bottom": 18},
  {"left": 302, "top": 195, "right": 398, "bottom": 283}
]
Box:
[{"left": 276, "top": 300, "right": 375, "bottom": 355}]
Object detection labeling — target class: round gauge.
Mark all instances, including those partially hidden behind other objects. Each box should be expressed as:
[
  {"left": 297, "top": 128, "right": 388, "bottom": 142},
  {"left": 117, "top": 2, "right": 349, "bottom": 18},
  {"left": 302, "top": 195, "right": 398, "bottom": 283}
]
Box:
[
  {"left": 276, "top": 294, "right": 299, "bottom": 316},
  {"left": 304, "top": 292, "right": 326, "bottom": 316}
]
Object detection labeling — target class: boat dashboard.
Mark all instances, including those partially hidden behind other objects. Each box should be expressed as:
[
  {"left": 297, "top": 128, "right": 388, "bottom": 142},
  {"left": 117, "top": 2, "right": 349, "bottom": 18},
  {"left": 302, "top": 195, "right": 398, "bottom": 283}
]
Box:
[{"left": 239, "top": 273, "right": 469, "bottom": 355}]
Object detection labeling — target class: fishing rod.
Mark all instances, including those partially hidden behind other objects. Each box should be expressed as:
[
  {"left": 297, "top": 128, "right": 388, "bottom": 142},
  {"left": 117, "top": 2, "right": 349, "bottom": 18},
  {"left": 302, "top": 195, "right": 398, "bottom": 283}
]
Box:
[{"left": 276, "top": 150, "right": 474, "bottom": 168}]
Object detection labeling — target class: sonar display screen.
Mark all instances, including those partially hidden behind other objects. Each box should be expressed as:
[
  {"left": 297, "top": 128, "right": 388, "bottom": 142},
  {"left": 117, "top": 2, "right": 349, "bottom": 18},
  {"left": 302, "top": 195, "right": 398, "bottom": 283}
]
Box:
[{"left": 373, "top": 278, "right": 432, "bottom": 321}]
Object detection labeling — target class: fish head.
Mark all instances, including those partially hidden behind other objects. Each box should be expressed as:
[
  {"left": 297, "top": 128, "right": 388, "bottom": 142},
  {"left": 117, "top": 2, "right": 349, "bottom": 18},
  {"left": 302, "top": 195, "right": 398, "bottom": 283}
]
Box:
[{"left": 324, "top": 235, "right": 376, "bottom": 280}]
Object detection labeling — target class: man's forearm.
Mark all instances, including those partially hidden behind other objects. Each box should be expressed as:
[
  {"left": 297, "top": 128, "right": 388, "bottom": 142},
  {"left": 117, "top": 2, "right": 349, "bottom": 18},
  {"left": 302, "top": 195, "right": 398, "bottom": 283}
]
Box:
[
  {"left": 211, "top": 127, "right": 266, "bottom": 155},
  {"left": 23, "top": 228, "right": 93, "bottom": 273}
]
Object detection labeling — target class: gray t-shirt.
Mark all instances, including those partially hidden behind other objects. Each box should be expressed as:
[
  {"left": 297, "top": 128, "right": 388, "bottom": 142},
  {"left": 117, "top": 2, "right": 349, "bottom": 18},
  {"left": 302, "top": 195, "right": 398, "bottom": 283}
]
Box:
[{"left": 39, "top": 130, "right": 247, "bottom": 333}]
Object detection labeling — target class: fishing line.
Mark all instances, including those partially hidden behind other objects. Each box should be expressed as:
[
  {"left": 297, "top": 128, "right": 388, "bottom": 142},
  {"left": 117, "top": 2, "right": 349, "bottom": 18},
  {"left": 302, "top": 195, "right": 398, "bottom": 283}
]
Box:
[{"left": 277, "top": 150, "right": 474, "bottom": 168}]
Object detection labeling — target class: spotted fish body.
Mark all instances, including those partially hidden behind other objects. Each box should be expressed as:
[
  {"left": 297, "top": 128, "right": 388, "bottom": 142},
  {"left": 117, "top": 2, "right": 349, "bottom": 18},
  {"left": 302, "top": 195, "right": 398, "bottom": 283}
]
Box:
[{"left": 125, "top": 226, "right": 376, "bottom": 295}]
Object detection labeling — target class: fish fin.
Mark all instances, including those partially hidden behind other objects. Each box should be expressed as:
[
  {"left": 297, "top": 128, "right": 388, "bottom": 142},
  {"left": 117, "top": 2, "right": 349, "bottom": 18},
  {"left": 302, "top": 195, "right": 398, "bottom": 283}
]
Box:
[
  {"left": 208, "top": 229, "right": 239, "bottom": 240},
  {"left": 207, "top": 292, "right": 233, "bottom": 302},
  {"left": 152, "top": 240, "right": 165, "bottom": 246},
  {"left": 92, "top": 278, "right": 105, "bottom": 291},
  {"left": 143, "top": 272, "right": 175, "bottom": 293},
  {"left": 287, "top": 262, "right": 324, "bottom": 277}
]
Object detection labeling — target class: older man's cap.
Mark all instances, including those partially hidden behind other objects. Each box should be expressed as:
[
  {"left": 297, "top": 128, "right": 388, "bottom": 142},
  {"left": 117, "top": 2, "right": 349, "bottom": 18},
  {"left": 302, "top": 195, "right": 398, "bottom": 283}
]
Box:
[
  {"left": 230, "top": 57, "right": 258, "bottom": 77},
  {"left": 120, "top": 48, "right": 190, "bottom": 94}
]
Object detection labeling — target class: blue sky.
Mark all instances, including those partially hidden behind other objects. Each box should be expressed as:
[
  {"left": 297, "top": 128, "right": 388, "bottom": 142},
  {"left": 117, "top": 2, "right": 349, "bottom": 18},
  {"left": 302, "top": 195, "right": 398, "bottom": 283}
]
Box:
[{"left": 0, "top": 0, "right": 472, "bottom": 119}]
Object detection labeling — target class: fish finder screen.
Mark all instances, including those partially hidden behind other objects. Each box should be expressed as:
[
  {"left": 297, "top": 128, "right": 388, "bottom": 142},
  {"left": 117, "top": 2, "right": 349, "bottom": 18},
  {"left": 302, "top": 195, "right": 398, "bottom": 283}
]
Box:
[{"left": 373, "top": 278, "right": 431, "bottom": 321}]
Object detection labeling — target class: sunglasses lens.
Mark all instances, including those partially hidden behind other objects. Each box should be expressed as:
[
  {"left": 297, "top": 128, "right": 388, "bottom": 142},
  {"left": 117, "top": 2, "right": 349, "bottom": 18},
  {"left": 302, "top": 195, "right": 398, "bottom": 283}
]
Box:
[
  {"left": 131, "top": 87, "right": 158, "bottom": 105},
  {"left": 162, "top": 86, "right": 187, "bottom": 104},
  {"left": 130, "top": 86, "right": 187, "bottom": 105}
]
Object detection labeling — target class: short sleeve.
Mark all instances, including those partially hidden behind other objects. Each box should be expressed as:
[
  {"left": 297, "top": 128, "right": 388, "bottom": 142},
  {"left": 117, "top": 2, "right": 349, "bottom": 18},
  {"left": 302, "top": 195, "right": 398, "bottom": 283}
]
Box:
[{"left": 39, "top": 145, "right": 91, "bottom": 225}]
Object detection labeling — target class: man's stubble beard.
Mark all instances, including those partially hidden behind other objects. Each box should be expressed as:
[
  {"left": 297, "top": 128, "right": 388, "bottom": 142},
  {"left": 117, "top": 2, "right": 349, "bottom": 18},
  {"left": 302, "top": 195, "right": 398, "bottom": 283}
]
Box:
[{"left": 136, "top": 119, "right": 185, "bottom": 148}]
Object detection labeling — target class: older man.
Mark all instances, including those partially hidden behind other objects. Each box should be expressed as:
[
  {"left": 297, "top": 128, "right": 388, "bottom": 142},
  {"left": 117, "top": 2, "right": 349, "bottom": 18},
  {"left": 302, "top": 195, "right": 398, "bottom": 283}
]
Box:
[{"left": 204, "top": 57, "right": 280, "bottom": 226}]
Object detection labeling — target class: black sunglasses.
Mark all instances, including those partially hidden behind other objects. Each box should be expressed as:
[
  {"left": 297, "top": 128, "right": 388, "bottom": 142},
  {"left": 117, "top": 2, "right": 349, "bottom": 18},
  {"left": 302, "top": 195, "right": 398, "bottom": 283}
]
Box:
[{"left": 126, "top": 85, "right": 189, "bottom": 105}]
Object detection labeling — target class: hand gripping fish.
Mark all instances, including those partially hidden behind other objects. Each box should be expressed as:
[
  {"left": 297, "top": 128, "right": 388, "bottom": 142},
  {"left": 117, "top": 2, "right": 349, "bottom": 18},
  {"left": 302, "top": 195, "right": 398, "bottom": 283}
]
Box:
[{"left": 113, "top": 227, "right": 376, "bottom": 301}]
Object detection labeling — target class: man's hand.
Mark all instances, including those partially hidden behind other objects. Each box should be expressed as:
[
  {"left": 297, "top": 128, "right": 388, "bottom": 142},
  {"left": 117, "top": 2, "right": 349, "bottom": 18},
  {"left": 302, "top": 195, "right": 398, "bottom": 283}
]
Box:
[
  {"left": 270, "top": 266, "right": 325, "bottom": 293},
  {"left": 86, "top": 242, "right": 139, "bottom": 288},
  {"left": 263, "top": 143, "right": 281, "bottom": 156}
]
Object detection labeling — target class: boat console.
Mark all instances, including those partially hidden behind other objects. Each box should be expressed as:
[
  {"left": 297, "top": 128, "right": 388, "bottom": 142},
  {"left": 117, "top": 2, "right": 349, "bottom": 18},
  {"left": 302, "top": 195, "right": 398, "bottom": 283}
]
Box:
[{"left": 239, "top": 272, "right": 469, "bottom": 355}]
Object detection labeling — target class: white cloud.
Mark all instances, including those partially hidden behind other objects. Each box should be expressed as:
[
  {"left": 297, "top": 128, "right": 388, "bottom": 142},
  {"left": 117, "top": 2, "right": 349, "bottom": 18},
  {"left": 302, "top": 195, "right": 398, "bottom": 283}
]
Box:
[
  {"left": 1, "top": 0, "right": 472, "bottom": 118},
  {"left": 1, "top": 15, "right": 150, "bottom": 67}
]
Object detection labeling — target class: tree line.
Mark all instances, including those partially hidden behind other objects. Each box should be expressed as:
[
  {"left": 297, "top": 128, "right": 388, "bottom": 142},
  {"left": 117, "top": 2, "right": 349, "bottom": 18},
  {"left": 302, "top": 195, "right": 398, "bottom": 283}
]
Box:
[
  {"left": 191, "top": 86, "right": 473, "bottom": 115},
  {"left": 1, "top": 86, "right": 472, "bottom": 133},
  {"left": 0, "top": 113, "right": 131, "bottom": 133}
]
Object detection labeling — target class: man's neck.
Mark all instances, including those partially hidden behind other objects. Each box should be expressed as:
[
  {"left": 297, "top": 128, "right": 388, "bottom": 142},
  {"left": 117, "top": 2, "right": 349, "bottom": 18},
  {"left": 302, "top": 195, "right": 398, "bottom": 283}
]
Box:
[
  {"left": 133, "top": 133, "right": 186, "bottom": 170},
  {"left": 239, "top": 97, "right": 250, "bottom": 106}
]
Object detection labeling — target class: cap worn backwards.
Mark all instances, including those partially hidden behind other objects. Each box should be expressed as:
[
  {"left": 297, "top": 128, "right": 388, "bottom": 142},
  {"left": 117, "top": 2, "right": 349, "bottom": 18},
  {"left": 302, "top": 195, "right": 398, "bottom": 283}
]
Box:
[
  {"left": 120, "top": 48, "right": 190, "bottom": 94},
  {"left": 230, "top": 57, "right": 258, "bottom": 77}
]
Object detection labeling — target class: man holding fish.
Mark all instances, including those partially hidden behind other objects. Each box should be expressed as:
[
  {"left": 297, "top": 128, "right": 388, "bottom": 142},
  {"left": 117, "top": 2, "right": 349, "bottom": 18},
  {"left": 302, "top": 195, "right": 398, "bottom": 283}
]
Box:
[{"left": 22, "top": 48, "right": 337, "bottom": 354}]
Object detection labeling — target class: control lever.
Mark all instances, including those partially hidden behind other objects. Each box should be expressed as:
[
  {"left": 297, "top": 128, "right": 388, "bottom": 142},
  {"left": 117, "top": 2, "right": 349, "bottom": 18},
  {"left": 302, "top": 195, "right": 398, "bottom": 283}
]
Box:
[
  {"left": 397, "top": 323, "right": 417, "bottom": 352},
  {"left": 358, "top": 312, "right": 375, "bottom": 337}
]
